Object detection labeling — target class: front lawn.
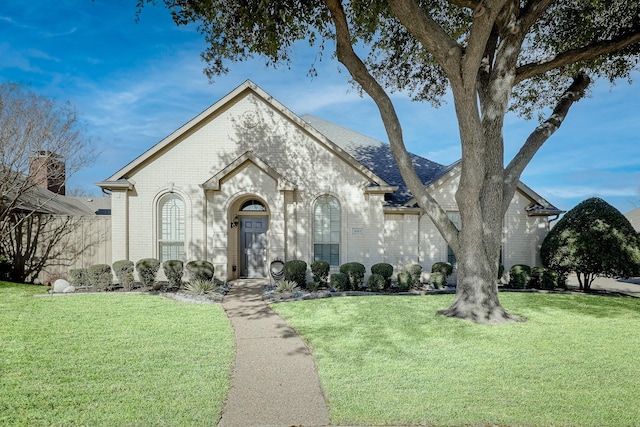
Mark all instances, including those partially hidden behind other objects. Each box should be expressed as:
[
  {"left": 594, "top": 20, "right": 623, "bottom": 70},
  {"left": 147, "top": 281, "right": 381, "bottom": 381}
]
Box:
[
  {"left": 0, "top": 282, "right": 235, "bottom": 426},
  {"left": 272, "top": 293, "right": 640, "bottom": 427}
]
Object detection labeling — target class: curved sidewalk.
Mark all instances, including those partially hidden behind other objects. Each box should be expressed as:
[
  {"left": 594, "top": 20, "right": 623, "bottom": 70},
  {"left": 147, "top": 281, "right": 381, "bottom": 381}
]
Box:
[{"left": 219, "top": 279, "right": 330, "bottom": 427}]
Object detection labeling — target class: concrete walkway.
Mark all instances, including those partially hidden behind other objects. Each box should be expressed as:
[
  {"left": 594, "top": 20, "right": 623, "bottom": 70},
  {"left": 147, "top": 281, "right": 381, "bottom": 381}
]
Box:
[{"left": 218, "top": 279, "right": 330, "bottom": 427}]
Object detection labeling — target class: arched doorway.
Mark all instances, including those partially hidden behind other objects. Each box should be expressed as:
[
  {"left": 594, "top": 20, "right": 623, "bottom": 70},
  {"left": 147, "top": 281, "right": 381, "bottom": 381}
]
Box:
[{"left": 236, "top": 198, "right": 268, "bottom": 278}]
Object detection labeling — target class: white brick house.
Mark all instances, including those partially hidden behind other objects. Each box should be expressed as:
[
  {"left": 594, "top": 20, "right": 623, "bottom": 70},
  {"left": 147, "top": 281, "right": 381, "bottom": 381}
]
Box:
[{"left": 97, "top": 80, "right": 561, "bottom": 282}]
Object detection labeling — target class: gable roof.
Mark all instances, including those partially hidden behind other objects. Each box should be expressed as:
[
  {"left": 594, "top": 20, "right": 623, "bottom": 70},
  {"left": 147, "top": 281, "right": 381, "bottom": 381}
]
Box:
[
  {"left": 99, "top": 80, "right": 388, "bottom": 189},
  {"left": 96, "top": 80, "right": 560, "bottom": 215},
  {"left": 202, "top": 151, "right": 297, "bottom": 191}
]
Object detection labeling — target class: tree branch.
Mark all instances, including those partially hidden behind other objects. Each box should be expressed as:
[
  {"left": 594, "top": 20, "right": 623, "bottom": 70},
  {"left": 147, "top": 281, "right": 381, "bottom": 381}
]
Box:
[
  {"left": 387, "top": 0, "right": 463, "bottom": 83},
  {"left": 517, "top": 0, "right": 555, "bottom": 34},
  {"left": 503, "top": 73, "right": 591, "bottom": 211},
  {"left": 323, "top": 0, "right": 460, "bottom": 249},
  {"left": 446, "top": 0, "right": 480, "bottom": 10},
  {"left": 516, "top": 31, "right": 640, "bottom": 84}
]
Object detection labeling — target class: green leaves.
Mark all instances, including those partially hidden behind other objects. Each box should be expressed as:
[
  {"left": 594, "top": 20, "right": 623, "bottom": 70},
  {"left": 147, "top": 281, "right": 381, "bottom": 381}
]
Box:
[{"left": 541, "top": 197, "right": 640, "bottom": 286}]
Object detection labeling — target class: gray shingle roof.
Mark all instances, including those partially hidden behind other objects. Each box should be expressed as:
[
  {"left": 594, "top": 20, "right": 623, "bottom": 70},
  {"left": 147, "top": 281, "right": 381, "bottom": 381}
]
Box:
[{"left": 302, "top": 115, "right": 452, "bottom": 206}]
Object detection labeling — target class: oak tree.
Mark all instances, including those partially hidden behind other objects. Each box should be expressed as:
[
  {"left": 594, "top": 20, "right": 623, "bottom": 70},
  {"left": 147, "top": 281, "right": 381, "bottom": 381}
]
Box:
[{"left": 140, "top": 0, "right": 640, "bottom": 323}]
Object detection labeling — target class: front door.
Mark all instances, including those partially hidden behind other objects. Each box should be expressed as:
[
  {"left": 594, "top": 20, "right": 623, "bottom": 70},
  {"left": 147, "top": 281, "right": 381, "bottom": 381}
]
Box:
[{"left": 240, "top": 217, "right": 267, "bottom": 278}]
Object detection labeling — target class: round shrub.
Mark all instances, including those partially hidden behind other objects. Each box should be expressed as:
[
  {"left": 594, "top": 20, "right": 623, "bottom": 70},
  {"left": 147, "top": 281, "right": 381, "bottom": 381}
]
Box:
[
  {"left": 509, "top": 264, "right": 531, "bottom": 289},
  {"left": 186, "top": 260, "right": 214, "bottom": 282},
  {"left": 430, "top": 271, "right": 447, "bottom": 289},
  {"left": 340, "top": 262, "right": 366, "bottom": 290},
  {"left": 371, "top": 262, "right": 393, "bottom": 287},
  {"left": 136, "top": 258, "right": 160, "bottom": 287},
  {"left": 113, "top": 260, "right": 135, "bottom": 291},
  {"left": 69, "top": 268, "right": 89, "bottom": 288},
  {"left": 431, "top": 262, "right": 453, "bottom": 278},
  {"left": 529, "top": 267, "right": 545, "bottom": 289},
  {"left": 88, "top": 264, "right": 112, "bottom": 291},
  {"left": 310, "top": 260, "right": 329, "bottom": 288},
  {"left": 330, "top": 273, "right": 349, "bottom": 291},
  {"left": 404, "top": 263, "right": 423, "bottom": 284},
  {"left": 397, "top": 271, "right": 413, "bottom": 291},
  {"left": 284, "top": 260, "right": 308, "bottom": 288},
  {"left": 541, "top": 268, "right": 558, "bottom": 290},
  {"left": 163, "top": 260, "right": 184, "bottom": 290},
  {"left": 541, "top": 197, "right": 640, "bottom": 291},
  {"left": 368, "top": 273, "right": 385, "bottom": 292}
]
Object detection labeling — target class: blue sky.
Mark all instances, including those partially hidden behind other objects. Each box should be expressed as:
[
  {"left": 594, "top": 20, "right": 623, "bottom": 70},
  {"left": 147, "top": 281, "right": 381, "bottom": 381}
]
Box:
[{"left": 1, "top": 0, "right": 639, "bottom": 214}]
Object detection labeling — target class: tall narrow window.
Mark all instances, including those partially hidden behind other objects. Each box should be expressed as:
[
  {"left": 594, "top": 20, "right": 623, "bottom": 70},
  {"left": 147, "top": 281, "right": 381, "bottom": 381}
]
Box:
[
  {"left": 314, "top": 195, "right": 340, "bottom": 266},
  {"left": 158, "top": 193, "right": 185, "bottom": 262},
  {"left": 447, "top": 211, "right": 459, "bottom": 269}
]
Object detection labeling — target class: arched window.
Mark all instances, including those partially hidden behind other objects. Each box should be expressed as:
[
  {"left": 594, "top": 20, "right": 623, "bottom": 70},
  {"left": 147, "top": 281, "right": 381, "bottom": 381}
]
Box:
[
  {"left": 314, "top": 195, "right": 340, "bottom": 266},
  {"left": 158, "top": 193, "right": 185, "bottom": 262},
  {"left": 241, "top": 199, "right": 266, "bottom": 211}
]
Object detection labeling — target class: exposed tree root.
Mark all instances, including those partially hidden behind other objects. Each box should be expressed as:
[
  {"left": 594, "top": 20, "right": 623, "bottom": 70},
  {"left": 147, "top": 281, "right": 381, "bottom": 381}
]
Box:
[{"left": 437, "top": 300, "right": 527, "bottom": 325}]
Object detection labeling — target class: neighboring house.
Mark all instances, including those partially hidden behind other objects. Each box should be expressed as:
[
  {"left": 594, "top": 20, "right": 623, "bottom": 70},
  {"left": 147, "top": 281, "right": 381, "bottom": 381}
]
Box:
[
  {"left": 625, "top": 207, "right": 640, "bottom": 233},
  {"left": 1, "top": 152, "right": 111, "bottom": 283},
  {"left": 97, "top": 80, "right": 561, "bottom": 282}
]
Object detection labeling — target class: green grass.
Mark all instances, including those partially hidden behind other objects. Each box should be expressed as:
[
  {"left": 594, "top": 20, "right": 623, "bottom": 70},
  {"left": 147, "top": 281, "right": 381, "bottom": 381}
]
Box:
[
  {"left": 272, "top": 293, "right": 640, "bottom": 427},
  {"left": 0, "top": 282, "right": 235, "bottom": 426}
]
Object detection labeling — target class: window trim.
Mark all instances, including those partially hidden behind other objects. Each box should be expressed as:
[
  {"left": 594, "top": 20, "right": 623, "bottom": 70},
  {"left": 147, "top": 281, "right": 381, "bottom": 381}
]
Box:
[
  {"left": 157, "top": 192, "right": 186, "bottom": 263},
  {"left": 313, "top": 195, "right": 341, "bottom": 266}
]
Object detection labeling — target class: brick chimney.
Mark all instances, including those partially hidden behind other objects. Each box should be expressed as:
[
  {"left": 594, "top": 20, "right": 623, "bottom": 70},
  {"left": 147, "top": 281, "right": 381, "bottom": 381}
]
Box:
[{"left": 29, "top": 151, "right": 66, "bottom": 195}]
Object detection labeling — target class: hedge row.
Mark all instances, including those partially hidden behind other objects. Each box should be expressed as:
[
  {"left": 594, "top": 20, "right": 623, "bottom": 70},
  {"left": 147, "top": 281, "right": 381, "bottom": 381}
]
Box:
[
  {"left": 276, "top": 260, "right": 455, "bottom": 292},
  {"left": 69, "top": 259, "right": 215, "bottom": 291}
]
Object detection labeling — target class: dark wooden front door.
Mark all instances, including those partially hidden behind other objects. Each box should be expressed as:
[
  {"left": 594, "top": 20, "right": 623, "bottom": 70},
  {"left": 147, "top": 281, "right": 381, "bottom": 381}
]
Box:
[{"left": 240, "top": 217, "right": 267, "bottom": 278}]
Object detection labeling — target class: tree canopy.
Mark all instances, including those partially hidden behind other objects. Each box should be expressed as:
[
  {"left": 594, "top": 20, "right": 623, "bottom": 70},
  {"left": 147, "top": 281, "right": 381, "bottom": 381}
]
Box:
[
  {"left": 541, "top": 197, "right": 640, "bottom": 291},
  {"left": 141, "top": 0, "right": 640, "bottom": 323}
]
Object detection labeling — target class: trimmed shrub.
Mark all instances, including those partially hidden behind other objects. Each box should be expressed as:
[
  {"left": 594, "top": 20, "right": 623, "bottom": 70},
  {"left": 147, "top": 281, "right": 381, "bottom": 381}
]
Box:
[
  {"left": 113, "top": 260, "right": 135, "bottom": 291},
  {"left": 529, "top": 267, "right": 544, "bottom": 289},
  {"left": 185, "top": 260, "right": 214, "bottom": 282},
  {"left": 404, "top": 263, "right": 423, "bottom": 284},
  {"left": 163, "top": 260, "right": 184, "bottom": 290},
  {"left": 541, "top": 268, "right": 558, "bottom": 290},
  {"left": 87, "top": 264, "right": 112, "bottom": 291},
  {"left": 368, "top": 273, "right": 385, "bottom": 292},
  {"left": 430, "top": 271, "right": 447, "bottom": 289},
  {"left": 371, "top": 262, "right": 393, "bottom": 288},
  {"left": 509, "top": 264, "right": 531, "bottom": 289},
  {"left": 541, "top": 197, "right": 640, "bottom": 291},
  {"left": 340, "top": 262, "right": 366, "bottom": 290},
  {"left": 69, "top": 268, "right": 89, "bottom": 288},
  {"left": 397, "top": 271, "right": 412, "bottom": 291},
  {"left": 310, "top": 260, "right": 330, "bottom": 289},
  {"left": 431, "top": 262, "right": 453, "bottom": 278},
  {"left": 284, "top": 260, "right": 308, "bottom": 288},
  {"left": 136, "top": 258, "right": 160, "bottom": 287},
  {"left": 330, "top": 273, "right": 349, "bottom": 291}
]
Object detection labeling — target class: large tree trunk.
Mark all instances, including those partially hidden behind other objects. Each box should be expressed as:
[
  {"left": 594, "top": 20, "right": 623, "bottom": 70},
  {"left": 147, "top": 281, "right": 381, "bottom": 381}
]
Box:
[{"left": 437, "top": 229, "right": 524, "bottom": 324}]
